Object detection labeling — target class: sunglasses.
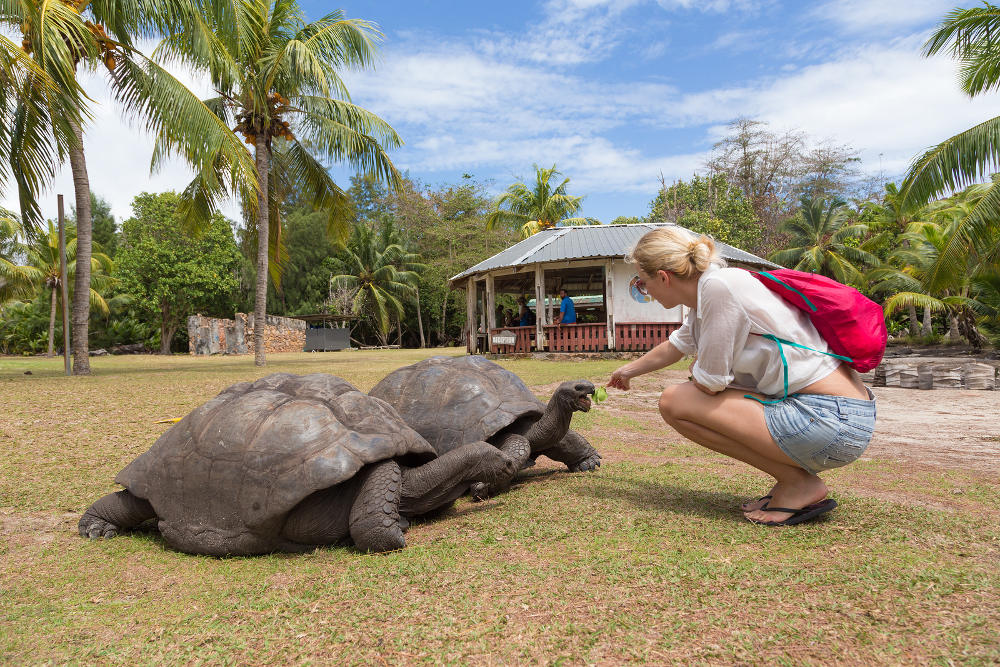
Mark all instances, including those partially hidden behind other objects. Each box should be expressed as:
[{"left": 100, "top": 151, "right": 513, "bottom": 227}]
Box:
[{"left": 634, "top": 279, "right": 649, "bottom": 296}]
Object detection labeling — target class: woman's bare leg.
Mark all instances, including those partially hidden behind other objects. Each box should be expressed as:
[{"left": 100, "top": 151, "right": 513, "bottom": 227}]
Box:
[{"left": 658, "top": 382, "right": 828, "bottom": 523}]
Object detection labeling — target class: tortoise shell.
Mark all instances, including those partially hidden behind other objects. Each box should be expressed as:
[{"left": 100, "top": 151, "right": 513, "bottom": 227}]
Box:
[{"left": 116, "top": 373, "right": 435, "bottom": 555}]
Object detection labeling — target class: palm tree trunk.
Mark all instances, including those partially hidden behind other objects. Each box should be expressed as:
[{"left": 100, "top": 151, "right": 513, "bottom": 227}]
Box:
[
  {"left": 47, "top": 286, "right": 57, "bottom": 356},
  {"left": 160, "top": 301, "right": 172, "bottom": 354},
  {"left": 906, "top": 303, "right": 919, "bottom": 337},
  {"left": 948, "top": 315, "right": 961, "bottom": 341},
  {"left": 416, "top": 286, "right": 426, "bottom": 348},
  {"left": 254, "top": 134, "right": 271, "bottom": 367},
  {"left": 921, "top": 305, "right": 933, "bottom": 336},
  {"left": 440, "top": 294, "right": 448, "bottom": 345},
  {"left": 68, "top": 116, "right": 92, "bottom": 374}
]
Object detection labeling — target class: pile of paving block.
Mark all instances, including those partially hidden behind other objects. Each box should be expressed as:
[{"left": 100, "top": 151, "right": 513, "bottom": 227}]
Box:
[{"left": 860, "top": 357, "right": 999, "bottom": 390}]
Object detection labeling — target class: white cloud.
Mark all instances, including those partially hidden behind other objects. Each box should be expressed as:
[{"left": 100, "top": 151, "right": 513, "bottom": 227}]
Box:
[{"left": 810, "top": 0, "right": 952, "bottom": 34}]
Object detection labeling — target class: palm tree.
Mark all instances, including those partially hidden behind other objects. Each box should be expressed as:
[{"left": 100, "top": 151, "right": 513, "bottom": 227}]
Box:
[
  {"left": 899, "top": 4, "right": 1000, "bottom": 280},
  {"left": 0, "top": 211, "right": 42, "bottom": 306},
  {"left": 24, "top": 220, "right": 113, "bottom": 356},
  {"left": 486, "top": 164, "right": 595, "bottom": 238},
  {"left": 330, "top": 221, "right": 423, "bottom": 346},
  {"left": 4, "top": 1, "right": 257, "bottom": 374},
  {"left": 769, "top": 196, "right": 879, "bottom": 285},
  {"left": 159, "top": 0, "right": 401, "bottom": 366}
]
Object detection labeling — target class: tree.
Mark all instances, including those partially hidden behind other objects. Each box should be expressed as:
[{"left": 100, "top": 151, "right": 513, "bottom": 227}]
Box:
[
  {"left": 900, "top": 3, "right": 1000, "bottom": 277},
  {"left": 0, "top": 211, "right": 41, "bottom": 306},
  {"left": 115, "top": 192, "right": 242, "bottom": 354},
  {"left": 705, "top": 118, "right": 861, "bottom": 252},
  {"left": 769, "top": 196, "right": 879, "bottom": 286},
  {"left": 25, "top": 220, "right": 113, "bottom": 356},
  {"left": 648, "top": 173, "right": 763, "bottom": 253},
  {"left": 162, "top": 1, "right": 401, "bottom": 366},
  {"left": 265, "top": 206, "right": 343, "bottom": 316},
  {"left": 87, "top": 194, "right": 117, "bottom": 258},
  {"left": 485, "top": 164, "right": 596, "bottom": 238},
  {"left": 4, "top": 1, "right": 257, "bottom": 374},
  {"left": 330, "top": 221, "right": 423, "bottom": 346}
]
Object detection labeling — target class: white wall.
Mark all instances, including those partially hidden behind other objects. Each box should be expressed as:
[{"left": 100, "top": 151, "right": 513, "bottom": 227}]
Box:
[{"left": 611, "top": 260, "right": 684, "bottom": 323}]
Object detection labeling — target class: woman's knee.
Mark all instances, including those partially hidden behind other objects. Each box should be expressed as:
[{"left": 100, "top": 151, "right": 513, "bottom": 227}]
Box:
[{"left": 658, "top": 384, "right": 685, "bottom": 423}]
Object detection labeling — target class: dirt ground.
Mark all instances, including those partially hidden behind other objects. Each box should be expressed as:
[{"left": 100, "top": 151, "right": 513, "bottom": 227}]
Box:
[{"left": 561, "top": 368, "right": 1000, "bottom": 474}]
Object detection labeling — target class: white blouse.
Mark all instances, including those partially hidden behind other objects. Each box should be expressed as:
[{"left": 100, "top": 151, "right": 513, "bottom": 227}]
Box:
[{"left": 667, "top": 265, "right": 842, "bottom": 396}]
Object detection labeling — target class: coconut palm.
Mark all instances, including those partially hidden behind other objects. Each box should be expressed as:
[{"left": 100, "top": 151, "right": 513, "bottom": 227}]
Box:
[
  {"left": 330, "top": 221, "right": 423, "bottom": 346},
  {"left": 899, "top": 3, "right": 1000, "bottom": 279},
  {"left": 485, "top": 164, "right": 596, "bottom": 238},
  {"left": 0, "top": 211, "right": 42, "bottom": 306},
  {"left": 3, "top": 1, "right": 258, "bottom": 374},
  {"left": 25, "top": 220, "right": 113, "bottom": 356},
  {"left": 769, "top": 196, "right": 879, "bottom": 285},
  {"left": 158, "top": 0, "right": 401, "bottom": 366}
]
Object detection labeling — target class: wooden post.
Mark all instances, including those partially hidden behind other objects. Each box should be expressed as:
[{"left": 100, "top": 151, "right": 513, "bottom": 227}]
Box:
[
  {"left": 604, "top": 259, "right": 615, "bottom": 350},
  {"left": 534, "top": 264, "right": 545, "bottom": 350},
  {"left": 57, "top": 195, "right": 71, "bottom": 376},
  {"left": 485, "top": 273, "right": 496, "bottom": 353},
  {"left": 465, "top": 278, "right": 476, "bottom": 353}
]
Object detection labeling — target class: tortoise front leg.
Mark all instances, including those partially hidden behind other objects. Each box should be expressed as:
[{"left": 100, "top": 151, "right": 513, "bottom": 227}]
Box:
[
  {"left": 349, "top": 460, "right": 406, "bottom": 553},
  {"left": 470, "top": 432, "right": 530, "bottom": 500},
  {"left": 79, "top": 489, "right": 156, "bottom": 539},
  {"left": 538, "top": 429, "right": 601, "bottom": 472}
]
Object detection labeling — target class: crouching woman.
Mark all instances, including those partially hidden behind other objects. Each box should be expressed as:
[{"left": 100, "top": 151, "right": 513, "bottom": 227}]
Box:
[{"left": 608, "top": 227, "right": 876, "bottom": 526}]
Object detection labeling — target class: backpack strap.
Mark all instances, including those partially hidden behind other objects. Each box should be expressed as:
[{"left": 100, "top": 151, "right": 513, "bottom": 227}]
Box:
[
  {"left": 743, "top": 334, "right": 854, "bottom": 406},
  {"left": 756, "top": 271, "right": 818, "bottom": 313}
]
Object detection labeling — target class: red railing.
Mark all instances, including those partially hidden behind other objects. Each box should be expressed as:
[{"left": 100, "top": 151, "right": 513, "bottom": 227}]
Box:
[
  {"left": 544, "top": 323, "right": 607, "bottom": 352},
  {"left": 489, "top": 326, "right": 536, "bottom": 353},
  {"left": 614, "top": 322, "right": 679, "bottom": 351}
]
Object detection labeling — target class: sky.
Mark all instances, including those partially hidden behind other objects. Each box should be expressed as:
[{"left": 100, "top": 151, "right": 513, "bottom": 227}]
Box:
[{"left": 9, "top": 0, "right": 1000, "bottom": 225}]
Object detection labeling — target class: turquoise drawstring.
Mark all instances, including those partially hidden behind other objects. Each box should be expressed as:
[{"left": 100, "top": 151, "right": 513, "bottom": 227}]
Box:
[{"left": 743, "top": 334, "right": 854, "bottom": 405}]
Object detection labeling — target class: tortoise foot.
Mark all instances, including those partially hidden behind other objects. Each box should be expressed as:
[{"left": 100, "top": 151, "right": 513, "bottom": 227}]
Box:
[
  {"left": 78, "top": 512, "right": 120, "bottom": 539},
  {"left": 567, "top": 453, "right": 601, "bottom": 473}
]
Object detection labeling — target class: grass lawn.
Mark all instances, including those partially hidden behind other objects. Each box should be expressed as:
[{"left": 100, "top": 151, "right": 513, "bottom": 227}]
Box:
[{"left": 1, "top": 349, "right": 998, "bottom": 664}]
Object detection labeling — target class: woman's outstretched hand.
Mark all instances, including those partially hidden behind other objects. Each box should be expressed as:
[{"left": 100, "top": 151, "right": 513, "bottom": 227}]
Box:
[{"left": 607, "top": 366, "right": 633, "bottom": 391}]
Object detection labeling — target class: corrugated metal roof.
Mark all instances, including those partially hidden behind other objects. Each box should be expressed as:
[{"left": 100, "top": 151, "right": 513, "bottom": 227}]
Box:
[{"left": 449, "top": 223, "right": 780, "bottom": 285}]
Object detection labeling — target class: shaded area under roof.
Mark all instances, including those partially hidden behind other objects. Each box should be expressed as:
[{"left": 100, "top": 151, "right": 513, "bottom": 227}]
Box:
[{"left": 449, "top": 223, "right": 780, "bottom": 287}]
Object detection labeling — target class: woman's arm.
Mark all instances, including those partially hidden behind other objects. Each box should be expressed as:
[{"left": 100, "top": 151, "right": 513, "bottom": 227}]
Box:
[{"left": 608, "top": 340, "right": 685, "bottom": 390}]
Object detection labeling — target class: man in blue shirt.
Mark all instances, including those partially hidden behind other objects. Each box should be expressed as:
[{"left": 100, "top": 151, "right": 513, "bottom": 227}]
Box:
[{"left": 556, "top": 288, "right": 576, "bottom": 324}]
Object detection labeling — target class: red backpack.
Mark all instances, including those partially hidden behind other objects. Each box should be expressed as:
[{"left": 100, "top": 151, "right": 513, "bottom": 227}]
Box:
[{"left": 751, "top": 269, "right": 887, "bottom": 373}]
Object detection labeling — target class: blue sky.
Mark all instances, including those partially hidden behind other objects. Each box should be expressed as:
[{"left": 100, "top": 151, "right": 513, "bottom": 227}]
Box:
[{"left": 10, "top": 0, "right": 1000, "bottom": 224}]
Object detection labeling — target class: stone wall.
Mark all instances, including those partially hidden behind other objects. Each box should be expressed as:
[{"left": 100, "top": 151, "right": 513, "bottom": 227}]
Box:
[{"left": 188, "top": 313, "right": 306, "bottom": 355}]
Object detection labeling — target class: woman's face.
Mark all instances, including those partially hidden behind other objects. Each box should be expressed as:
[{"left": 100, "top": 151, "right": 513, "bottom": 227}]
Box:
[{"left": 636, "top": 268, "right": 680, "bottom": 309}]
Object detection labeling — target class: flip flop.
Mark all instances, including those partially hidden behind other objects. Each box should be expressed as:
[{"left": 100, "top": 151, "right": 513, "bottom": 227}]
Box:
[
  {"left": 740, "top": 494, "right": 772, "bottom": 513},
  {"left": 747, "top": 498, "right": 838, "bottom": 526}
]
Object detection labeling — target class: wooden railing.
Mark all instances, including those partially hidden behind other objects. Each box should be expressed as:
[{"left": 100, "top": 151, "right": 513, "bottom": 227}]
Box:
[
  {"left": 487, "top": 321, "right": 681, "bottom": 353},
  {"left": 543, "top": 323, "right": 607, "bottom": 352},
  {"left": 614, "top": 322, "right": 679, "bottom": 351}
]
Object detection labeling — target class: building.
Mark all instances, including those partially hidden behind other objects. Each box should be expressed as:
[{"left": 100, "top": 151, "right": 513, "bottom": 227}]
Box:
[{"left": 449, "top": 223, "right": 778, "bottom": 354}]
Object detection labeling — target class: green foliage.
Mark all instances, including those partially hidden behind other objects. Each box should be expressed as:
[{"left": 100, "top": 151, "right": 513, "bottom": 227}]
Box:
[
  {"left": 610, "top": 215, "right": 644, "bottom": 225},
  {"left": 0, "top": 299, "right": 50, "bottom": 355},
  {"left": 266, "top": 207, "right": 344, "bottom": 316},
  {"left": 648, "top": 174, "right": 764, "bottom": 253},
  {"left": 115, "top": 192, "right": 241, "bottom": 353},
  {"left": 769, "top": 196, "right": 879, "bottom": 286}
]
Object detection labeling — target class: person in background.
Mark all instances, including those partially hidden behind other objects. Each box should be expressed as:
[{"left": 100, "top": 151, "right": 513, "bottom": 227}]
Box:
[
  {"left": 517, "top": 296, "right": 536, "bottom": 327},
  {"left": 606, "top": 227, "right": 876, "bottom": 526},
  {"left": 555, "top": 288, "right": 576, "bottom": 324}
]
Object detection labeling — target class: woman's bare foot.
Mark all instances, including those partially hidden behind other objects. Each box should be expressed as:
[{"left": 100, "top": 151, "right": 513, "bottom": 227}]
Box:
[
  {"left": 744, "top": 473, "right": 828, "bottom": 524},
  {"left": 741, "top": 484, "right": 777, "bottom": 513}
]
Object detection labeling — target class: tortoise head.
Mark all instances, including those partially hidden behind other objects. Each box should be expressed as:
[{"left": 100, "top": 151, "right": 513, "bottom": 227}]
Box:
[{"left": 553, "top": 380, "right": 596, "bottom": 413}]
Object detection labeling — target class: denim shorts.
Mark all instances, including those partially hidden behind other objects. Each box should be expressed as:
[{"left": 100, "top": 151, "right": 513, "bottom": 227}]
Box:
[{"left": 763, "top": 389, "right": 876, "bottom": 474}]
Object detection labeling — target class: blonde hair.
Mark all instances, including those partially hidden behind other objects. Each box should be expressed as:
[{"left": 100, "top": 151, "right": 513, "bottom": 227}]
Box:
[{"left": 625, "top": 226, "right": 722, "bottom": 280}]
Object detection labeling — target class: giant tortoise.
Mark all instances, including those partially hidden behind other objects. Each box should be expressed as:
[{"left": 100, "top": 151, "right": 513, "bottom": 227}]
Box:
[
  {"left": 369, "top": 356, "right": 600, "bottom": 497},
  {"left": 78, "top": 373, "right": 514, "bottom": 555}
]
